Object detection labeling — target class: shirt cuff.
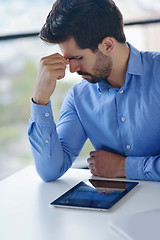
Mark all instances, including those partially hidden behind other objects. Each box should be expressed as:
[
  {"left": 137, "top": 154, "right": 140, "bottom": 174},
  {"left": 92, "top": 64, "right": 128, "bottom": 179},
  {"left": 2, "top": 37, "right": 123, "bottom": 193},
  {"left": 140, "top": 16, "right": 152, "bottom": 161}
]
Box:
[
  {"left": 125, "top": 156, "right": 145, "bottom": 180},
  {"left": 30, "top": 98, "right": 54, "bottom": 123}
]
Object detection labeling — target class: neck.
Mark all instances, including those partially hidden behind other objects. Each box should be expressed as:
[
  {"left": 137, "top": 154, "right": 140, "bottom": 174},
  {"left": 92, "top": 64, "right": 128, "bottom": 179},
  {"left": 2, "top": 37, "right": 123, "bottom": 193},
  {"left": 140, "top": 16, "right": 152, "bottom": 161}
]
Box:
[{"left": 107, "top": 43, "right": 130, "bottom": 88}]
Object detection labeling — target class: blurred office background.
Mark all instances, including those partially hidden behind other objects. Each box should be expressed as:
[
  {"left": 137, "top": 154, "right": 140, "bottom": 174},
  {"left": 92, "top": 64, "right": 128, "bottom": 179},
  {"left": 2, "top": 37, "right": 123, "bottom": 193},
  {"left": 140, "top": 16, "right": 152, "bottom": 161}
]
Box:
[{"left": 0, "top": 0, "right": 160, "bottom": 180}]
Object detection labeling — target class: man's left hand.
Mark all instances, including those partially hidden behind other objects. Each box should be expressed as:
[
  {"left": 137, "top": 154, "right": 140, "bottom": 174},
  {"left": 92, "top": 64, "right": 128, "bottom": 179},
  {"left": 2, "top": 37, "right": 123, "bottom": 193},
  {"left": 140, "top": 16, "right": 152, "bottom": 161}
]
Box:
[{"left": 87, "top": 150, "right": 126, "bottom": 178}]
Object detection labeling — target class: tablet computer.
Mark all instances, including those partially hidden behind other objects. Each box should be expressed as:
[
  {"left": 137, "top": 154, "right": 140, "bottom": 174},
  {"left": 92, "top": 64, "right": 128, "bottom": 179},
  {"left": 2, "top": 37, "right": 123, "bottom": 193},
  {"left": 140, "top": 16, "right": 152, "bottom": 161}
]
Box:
[{"left": 50, "top": 179, "right": 139, "bottom": 211}]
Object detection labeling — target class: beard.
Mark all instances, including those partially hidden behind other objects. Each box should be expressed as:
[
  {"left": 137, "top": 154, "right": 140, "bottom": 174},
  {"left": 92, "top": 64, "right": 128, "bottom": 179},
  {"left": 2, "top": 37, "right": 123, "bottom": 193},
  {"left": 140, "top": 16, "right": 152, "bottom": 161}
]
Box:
[{"left": 77, "top": 49, "right": 112, "bottom": 84}]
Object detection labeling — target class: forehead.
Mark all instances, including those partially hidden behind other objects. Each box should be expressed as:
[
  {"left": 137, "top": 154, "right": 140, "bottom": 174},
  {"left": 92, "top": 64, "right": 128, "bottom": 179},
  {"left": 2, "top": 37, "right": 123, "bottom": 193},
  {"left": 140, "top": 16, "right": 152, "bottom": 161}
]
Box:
[{"left": 59, "top": 38, "right": 92, "bottom": 58}]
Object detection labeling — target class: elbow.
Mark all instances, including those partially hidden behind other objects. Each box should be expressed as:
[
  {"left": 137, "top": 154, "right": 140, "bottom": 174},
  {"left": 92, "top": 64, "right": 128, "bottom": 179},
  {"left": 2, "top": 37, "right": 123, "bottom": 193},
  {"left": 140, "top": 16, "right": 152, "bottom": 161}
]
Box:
[
  {"left": 40, "top": 174, "right": 59, "bottom": 182},
  {"left": 36, "top": 166, "right": 63, "bottom": 182}
]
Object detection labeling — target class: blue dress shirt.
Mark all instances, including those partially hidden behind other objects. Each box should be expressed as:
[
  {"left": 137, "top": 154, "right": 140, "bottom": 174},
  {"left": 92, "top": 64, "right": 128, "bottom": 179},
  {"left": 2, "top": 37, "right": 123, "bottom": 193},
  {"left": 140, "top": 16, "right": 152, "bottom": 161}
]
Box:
[{"left": 28, "top": 43, "right": 160, "bottom": 182}]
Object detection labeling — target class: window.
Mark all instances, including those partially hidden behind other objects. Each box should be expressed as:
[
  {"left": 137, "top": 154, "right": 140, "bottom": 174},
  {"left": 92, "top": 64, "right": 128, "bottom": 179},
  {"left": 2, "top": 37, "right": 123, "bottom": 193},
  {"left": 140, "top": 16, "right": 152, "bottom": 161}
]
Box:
[{"left": 0, "top": 0, "right": 160, "bottom": 179}]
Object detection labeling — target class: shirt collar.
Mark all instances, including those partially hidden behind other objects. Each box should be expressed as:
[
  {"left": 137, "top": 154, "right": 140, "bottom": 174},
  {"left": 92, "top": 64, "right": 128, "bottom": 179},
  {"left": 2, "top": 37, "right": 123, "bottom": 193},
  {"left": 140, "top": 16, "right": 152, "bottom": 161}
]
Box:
[
  {"left": 126, "top": 42, "right": 143, "bottom": 76},
  {"left": 97, "top": 43, "right": 143, "bottom": 92},
  {"left": 97, "top": 79, "right": 112, "bottom": 92}
]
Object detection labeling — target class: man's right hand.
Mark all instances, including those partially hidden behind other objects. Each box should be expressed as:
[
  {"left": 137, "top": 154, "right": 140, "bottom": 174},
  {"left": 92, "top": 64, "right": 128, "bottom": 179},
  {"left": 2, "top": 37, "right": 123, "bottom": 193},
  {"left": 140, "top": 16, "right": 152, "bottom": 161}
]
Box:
[{"left": 33, "top": 53, "right": 68, "bottom": 105}]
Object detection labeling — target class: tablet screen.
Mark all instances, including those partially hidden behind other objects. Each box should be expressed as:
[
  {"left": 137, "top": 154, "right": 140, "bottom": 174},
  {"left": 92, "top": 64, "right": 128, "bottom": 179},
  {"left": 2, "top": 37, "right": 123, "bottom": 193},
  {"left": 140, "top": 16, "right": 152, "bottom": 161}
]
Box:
[{"left": 50, "top": 179, "right": 138, "bottom": 211}]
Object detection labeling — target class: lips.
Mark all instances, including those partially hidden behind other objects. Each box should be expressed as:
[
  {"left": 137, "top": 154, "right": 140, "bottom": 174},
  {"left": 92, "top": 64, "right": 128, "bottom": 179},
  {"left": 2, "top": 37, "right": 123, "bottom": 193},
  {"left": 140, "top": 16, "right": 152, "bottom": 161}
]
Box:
[{"left": 82, "top": 75, "right": 90, "bottom": 79}]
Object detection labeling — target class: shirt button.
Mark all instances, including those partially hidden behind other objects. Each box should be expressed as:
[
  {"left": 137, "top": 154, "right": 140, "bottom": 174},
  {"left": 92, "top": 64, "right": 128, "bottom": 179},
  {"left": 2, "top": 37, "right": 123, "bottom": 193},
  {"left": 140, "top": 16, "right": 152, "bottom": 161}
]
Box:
[
  {"left": 126, "top": 145, "right": 131, "bottom": 149},
  {"left": 119, "top": 90, "right": 124, "bottom": 94},
  {"left": 45, "top": 140, "right": 49, "bottom": 144},
  {"left": 121, "top": 117, "right": 126, "bottom": 122},
  {"left": 45, "top": 113, "right": 49, "bottom": 117}
]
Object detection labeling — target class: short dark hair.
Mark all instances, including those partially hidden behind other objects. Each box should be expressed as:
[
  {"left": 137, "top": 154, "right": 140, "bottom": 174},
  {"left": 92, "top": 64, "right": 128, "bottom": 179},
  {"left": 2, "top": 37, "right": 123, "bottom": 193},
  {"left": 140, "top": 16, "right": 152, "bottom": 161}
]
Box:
[{"left": 40, "top": 0, "right": 126, "bottom": 51}]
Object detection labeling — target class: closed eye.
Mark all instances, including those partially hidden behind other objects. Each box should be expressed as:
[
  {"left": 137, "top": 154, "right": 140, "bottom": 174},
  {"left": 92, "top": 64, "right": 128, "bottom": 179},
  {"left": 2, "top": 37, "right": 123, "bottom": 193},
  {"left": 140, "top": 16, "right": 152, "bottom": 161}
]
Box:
[
  {"left": 68, "top": 56, "right": 83, "bottom": 61},
  {"left": 76, "top": 56, "right": 83, "bottom": 60}
]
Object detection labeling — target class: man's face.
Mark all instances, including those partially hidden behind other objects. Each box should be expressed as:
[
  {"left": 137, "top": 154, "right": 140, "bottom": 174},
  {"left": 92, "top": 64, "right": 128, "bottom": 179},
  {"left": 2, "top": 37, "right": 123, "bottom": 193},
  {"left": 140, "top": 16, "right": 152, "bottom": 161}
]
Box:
[{"left": 59, "top": 38, "right": 112, "bottom": 84}]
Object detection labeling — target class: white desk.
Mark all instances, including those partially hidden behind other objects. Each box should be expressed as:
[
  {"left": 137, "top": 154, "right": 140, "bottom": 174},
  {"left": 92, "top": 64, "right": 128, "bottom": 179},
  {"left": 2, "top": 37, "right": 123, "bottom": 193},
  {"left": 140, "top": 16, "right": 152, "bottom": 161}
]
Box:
[{"left": 0, "top": 166, "right": 160, "bottom": 240}]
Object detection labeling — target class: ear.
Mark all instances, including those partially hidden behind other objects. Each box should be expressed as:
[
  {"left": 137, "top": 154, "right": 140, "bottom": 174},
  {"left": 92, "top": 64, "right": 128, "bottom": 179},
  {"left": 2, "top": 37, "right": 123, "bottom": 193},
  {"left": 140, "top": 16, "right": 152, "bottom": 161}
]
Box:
[{"left": 98, "top": 37, "right": 114, "bottom": 54}]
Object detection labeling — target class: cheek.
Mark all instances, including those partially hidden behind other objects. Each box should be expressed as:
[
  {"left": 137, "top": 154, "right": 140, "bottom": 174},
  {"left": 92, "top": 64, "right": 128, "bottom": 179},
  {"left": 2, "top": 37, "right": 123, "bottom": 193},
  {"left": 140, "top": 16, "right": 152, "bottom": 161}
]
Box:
[{"left": 81, "top": 60, "right": 94, "bottom": 72}]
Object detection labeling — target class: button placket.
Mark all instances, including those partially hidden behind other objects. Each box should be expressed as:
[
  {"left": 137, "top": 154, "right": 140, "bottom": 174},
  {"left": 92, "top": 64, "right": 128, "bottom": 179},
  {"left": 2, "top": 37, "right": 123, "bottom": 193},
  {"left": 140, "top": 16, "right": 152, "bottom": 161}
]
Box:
[{"left": 116, "top": 88, "right": 132, "bottom": 154}]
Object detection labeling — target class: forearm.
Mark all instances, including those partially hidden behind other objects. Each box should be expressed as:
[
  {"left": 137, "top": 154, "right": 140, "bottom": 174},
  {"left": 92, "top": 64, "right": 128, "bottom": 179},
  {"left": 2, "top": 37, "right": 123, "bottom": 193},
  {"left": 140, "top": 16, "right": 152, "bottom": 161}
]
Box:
[
  {"left": 28, "top": 101, "right": 67, "bottom": 181},
  {"left": 125, "top": 155, "right": 160, "bottom": 181}
]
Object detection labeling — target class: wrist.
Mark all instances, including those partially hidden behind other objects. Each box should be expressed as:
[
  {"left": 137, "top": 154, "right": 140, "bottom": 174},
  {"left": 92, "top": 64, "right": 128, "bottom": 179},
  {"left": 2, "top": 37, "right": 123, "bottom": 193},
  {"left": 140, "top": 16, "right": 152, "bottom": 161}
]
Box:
[
  {"left": 32, "top": 96, "right": 50, "bottom": 105},
  {"left": 118, "top": 156, "right": 126, "bottom": 177}
]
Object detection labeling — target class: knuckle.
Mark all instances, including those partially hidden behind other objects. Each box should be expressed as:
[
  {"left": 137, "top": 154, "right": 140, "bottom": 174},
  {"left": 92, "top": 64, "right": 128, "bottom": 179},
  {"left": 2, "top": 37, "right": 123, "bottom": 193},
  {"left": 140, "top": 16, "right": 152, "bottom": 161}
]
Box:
[
  {"left": 90, "top": 151, "right": 95, "bottom": 157},
  {"left": 54, "top": 53, "right": 60, "bottom": 57},
  {"left": 40, "top": 58, "right": 47, "bottom": 66},
  {"left": 40, "top": 56, "right": 47, "bottom": 62},
  {"left": 40, "top": 56, "right": 45, "bottom": 62}
]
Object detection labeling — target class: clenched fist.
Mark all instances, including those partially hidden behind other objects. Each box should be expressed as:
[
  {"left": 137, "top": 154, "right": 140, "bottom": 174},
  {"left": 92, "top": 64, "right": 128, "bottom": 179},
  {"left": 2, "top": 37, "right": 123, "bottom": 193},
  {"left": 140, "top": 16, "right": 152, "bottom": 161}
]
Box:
[
  {"left": 87, "top": 150, "right": 126, "bottom": 178},
  {"left": 33, "top": 53, "right": 69, "bottom": 105}
]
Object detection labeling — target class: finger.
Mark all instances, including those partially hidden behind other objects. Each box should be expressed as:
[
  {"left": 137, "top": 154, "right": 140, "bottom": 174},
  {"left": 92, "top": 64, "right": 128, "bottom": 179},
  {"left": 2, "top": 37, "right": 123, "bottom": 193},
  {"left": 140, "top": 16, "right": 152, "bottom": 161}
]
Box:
[
  {"left": 46, "top": 56, "right": 67, "bottom": 64},
  {"left": 88, "top": 162, "right": 94, "bottom": 169},
  {"left": 87, "top": 157, "right": 94, "bottom": 164},
  {"left": 46, "top": 62, "right": 67, "bottom": 71},
  {"left": 40, "top": 59, "right": 67, "bottom": 69},
  {"left": 90, "top": 151, "right": 97, "bottom": 157},
  {"left": 41, "top": 54, "right": 68, "bottom": 65},
  {"left": 90, "top": 168, "right": 97, "bottom": 176},
  {"left": 57, "top": 74, "right": 65, "bottom": 80},
  {"left": 55, "top": 69, "right": 66, "bottom": 80},
  {"left": 89, "top": 164, "right": 94, "bottom": 171},
  {"left": 42, "top": 52, "right": 66, "bottom": 60},
  {"left": 43, "top": 66, "right": 65, "bottom": 81}
]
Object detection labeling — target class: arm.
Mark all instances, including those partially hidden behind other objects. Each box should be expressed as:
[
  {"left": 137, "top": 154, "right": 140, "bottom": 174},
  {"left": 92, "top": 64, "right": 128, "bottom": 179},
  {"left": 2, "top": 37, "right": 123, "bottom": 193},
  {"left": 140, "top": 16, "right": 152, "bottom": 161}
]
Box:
[
  {"left": 125, "top": 155, "right": 160, "bottom": 181},
  {"left": 87, "top": 150, "right": 160, "bottom": 181},
  {"left": 28, "top": 98, "right": 87, "bottom": 182},
  {"left": 28, "top": 53, "right": 87, "bottom": 181}
]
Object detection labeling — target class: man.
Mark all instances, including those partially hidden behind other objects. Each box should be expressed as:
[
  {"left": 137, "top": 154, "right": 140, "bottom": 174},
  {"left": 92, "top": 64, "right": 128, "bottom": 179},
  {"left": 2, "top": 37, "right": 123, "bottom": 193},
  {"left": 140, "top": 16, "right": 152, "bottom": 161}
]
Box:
[{"left": 28, "top": 0, "right": 160, "bottom": 182}]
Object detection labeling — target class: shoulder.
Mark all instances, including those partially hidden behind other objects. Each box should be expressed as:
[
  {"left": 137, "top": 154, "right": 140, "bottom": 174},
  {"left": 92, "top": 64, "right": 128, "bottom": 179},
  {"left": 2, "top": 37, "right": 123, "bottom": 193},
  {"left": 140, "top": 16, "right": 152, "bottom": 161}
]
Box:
[
  {"left": 140, "top": 50, "right": 160, "bottom": 64},
  {"left": 140, "top": 50, "right": 160, "bottom": 78}
]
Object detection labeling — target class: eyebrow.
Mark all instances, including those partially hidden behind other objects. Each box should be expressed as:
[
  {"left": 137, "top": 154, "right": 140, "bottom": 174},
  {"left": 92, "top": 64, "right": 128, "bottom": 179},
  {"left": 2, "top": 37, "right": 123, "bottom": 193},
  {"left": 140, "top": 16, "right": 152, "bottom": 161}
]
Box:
[{"left": 67, "top": 56, "right": 82, "bottom": 61}]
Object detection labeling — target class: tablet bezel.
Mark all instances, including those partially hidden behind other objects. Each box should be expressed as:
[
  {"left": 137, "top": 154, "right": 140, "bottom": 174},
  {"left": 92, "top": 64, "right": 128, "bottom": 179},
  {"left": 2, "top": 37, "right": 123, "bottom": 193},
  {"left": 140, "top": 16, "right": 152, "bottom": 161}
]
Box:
[{"left": 50, "top": 179, "right": 139, "bottom": 211}]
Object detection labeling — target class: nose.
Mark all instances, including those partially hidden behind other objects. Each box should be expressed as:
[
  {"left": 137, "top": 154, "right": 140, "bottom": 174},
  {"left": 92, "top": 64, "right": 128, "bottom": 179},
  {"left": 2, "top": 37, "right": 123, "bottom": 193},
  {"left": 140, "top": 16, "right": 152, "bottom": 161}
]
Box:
[{"left": 69, "top": 59, "right": 81, "bottom": 73}]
